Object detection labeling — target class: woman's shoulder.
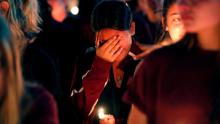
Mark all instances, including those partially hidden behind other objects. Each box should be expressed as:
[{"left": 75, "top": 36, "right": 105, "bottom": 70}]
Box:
[
  {"left": 24, "top": 82, "right": 53, "bottom": 99},
  {"left": 21, "top": 82, "right": 59, "bottom": 124},
  {"left": 144, "top": 41, "right": 189, "bottom": 61},
  {"left": 22, "top": 82, "right": 57, "bottom": 110}
]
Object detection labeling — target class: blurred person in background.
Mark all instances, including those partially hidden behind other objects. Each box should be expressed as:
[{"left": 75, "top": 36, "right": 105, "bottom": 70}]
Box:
[
  {"left": 78, "top": 0, "right": 100, "bottom": 48},
  {"left": 126, "top": 0, "right": 155, "bottom": 45},
  {"left": 0, "top": 0, "right": 41, "bottom": 52},
  {"left": 0, "top": 16, "right": 59, "bottom": 124},
  {"left": 124, "top": 0, "right": 220, "bottom": 123},
  {"left": 131, "top": 0, "right": 186, "bottom": 60},
  {"left": 135, "top": 0, "right": 161, "bottom": 44},
  {"left": 22, "top": 0, "right": 87, "bottom": 123}
]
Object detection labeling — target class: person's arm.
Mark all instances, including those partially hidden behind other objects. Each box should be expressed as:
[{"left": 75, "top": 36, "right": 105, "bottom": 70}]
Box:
[
  {"left": 83, "top": 35, "right": 123, "bottom": 115},
  {"left": 82, "top": 56, "right": 112, "bottom": 115},
  {"left": 128, "top": 104, "right": 148, "bottom": 124},
  {"left": 130, "top": 42, "right": 161, "bottom": 60}
]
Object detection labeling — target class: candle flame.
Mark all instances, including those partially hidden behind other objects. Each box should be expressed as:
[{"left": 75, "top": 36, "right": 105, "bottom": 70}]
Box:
[{"left": 98, "top": 108, "right": 105, "bottom": 119}]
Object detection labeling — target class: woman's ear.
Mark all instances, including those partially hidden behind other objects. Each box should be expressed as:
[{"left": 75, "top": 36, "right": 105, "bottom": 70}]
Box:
[
  {"left": 162, "top": 16, "right": 168, "bottom": 31},
  {"left": 130, "top": 21, "right": 135, "bottom": 36}
]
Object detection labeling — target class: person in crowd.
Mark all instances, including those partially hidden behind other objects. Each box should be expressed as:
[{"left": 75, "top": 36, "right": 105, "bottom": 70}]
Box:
[
  {"left": 126, "top": 0, "right": 159, "bottom": 45},
  {"left": 124, "top": 0, "right": 220, "bottom": 123},
  {"left": 78, "top": 0, "right": 99, "bottom": 48},
  {"left": 135, "top": 0, "right": 161, "bottom": 44},
  {"left": 0, "top": 0, "right": 51, "bottom": 95},
  {"left": 131, "top": 0, "right": 186, "bottom": 60},
  {"left": 0, "top": 0, "right": 41, "bottom": 52},
  {"left": 70, "top": 0, "right": 142, "bottom": 123},
  {"left": 0, "top": 16, "right": 59, "bottom": 124},
  {"left": 1, "top": 0, "right": 63, "bottom": 123},
  {"left": 23, "top": 0, "right": 87, "bottom": 123}
]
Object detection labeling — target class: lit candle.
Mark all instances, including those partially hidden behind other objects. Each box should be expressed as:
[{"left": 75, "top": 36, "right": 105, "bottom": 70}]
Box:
[
  {"left": 98, "top": 108, "right": 106, "bottom": 119},
  {"left": 98, "top": 108, "right": 115, "bottom": 124}
]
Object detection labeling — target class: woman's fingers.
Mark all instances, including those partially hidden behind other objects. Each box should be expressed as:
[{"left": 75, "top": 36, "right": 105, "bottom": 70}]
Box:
[
  {"left": 108, "top": 40, "right": 121, "bottom": 55},
  {"left": 96, "top": 35, "right": 123, "bottom": 62},
  {"left": 112, "top": 47, "right": 123, "bottom": 61},
  {"left": 104, "top": 35, "right": 120, "bottom": 50},
  {"left": 101, "top": 36, "right": 118, "bottom": 49}
]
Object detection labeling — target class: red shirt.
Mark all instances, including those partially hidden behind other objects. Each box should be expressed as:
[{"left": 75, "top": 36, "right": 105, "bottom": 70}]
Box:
[{"left": 124, "top": 41, "right": 220, "bottom": 124}]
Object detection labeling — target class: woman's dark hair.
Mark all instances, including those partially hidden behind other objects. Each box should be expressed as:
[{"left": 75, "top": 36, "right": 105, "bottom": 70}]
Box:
[
  {"left": 91, "top": 0, "right": 132, "bottom": 32},
  {"left": 156, "top": 0, "right": 177, "bottom": 42},
  {"left": 162, "top": 0, "right": 177, "bottom": 24}
]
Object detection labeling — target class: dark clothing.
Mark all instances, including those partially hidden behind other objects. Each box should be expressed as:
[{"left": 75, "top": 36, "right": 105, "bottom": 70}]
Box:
[
  {"left": 22, "top": 43, "right": 61, "bottom": 98},
  {"left": 22, "top": 13, "right": 86, "bottom": 124},
  {"left": 72, "top": 41, "right": 142, "bottom": 123},
  {"left": 22, "top": 13, "right": 83, "bottom": 96},
  {"left": 21, "top": 83, "right": 59, "bottom": 124},
  {"left": 92, "top": 66, "right": 134, "bottom": 124},
  {"left": 123, "top": 41, "right": 220, "bottom": 124},
  {"left": 133, "top": 11, "right": 159, "bottom": 44}
]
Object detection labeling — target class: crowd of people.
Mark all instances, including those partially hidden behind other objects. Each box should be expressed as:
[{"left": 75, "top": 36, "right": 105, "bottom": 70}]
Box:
[{"left": 0, "top": 0, "right": 220, "bottom": 124}]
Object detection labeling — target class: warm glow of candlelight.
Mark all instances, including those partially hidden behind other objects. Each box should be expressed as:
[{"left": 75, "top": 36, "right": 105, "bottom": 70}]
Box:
[
  {"left": 98, "top": 108, "right": 106, "bottom": 119},
  {"left": 70, "top": 6, "right": 79, "bottom": 15}
]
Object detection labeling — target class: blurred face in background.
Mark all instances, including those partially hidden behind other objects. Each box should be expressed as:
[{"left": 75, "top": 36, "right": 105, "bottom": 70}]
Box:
[
  {"left": 165, "top": 3, "right": 186, "bottom": 42},
  {"left": 96, "top": 29, "right": 132, "bottom": 62},
  {"left": 0, "top": 0, "right": 9, "bottom": 16},
  {"left": 177, "top": 0, "right": 220, "bottom": 33},
  {"left": 47, "top": 0, "right": 67, "bottom": 22}
]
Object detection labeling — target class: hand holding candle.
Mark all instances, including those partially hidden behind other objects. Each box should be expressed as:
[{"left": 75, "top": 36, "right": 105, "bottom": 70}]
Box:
[{"left": 98, "top": 108, "right": 115, "bottom": 124}]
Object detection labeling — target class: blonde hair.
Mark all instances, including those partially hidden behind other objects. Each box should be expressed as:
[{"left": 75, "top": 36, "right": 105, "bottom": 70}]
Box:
[
  {"left": 0, "top": 17, "right": 24, "bottom": 124},
  {"left": 6, "top": 0, "right": 41, "bottom": 51}
]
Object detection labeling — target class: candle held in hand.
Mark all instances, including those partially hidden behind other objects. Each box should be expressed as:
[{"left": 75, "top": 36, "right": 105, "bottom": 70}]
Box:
[{"left": 98, "top": 108, "right": 106, "bottom": 119}]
